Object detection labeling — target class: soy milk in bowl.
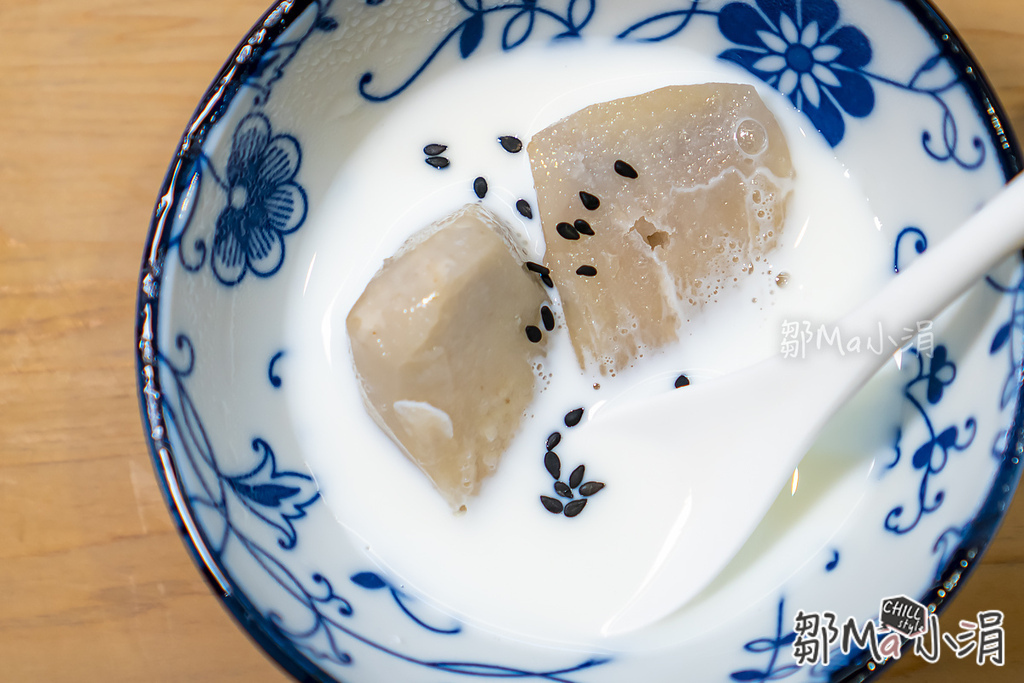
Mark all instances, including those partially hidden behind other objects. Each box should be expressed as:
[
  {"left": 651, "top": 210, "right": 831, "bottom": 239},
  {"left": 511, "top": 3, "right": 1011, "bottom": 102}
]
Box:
[{"left": 287, "top": 43, "right": 893, "bottom": 644}]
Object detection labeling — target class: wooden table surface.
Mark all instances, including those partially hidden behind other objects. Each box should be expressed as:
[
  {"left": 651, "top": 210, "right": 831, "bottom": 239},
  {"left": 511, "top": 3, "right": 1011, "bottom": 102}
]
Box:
[{"left": 1, "top": 0, "right": 1023, "bottom": 680}]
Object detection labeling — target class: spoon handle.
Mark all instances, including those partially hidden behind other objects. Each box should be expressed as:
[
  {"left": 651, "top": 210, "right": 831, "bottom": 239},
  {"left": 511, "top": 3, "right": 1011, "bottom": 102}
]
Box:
[{"left": 840, "top": 172, "right": 1024, "bottom": 358}]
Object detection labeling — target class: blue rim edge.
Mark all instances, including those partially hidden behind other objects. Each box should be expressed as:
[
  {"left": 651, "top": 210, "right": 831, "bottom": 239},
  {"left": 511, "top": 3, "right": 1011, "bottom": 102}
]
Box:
[{"left": 132, "top": 2, "right": 1023, "bottom": 683}]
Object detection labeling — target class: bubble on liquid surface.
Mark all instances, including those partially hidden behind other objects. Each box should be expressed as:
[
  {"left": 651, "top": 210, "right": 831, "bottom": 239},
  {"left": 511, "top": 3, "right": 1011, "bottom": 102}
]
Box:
[{"left": 736, "top": 118, "right": 769, "bottom": 156}]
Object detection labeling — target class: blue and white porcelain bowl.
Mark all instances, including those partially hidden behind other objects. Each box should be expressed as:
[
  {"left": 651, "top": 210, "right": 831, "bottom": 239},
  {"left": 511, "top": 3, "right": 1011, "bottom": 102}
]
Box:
[{"left": 137, "top": 1, "right": 1023, "bottom": 680}]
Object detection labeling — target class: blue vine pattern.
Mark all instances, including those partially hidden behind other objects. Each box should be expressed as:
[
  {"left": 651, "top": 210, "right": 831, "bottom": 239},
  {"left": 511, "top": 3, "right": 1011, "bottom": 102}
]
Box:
[
  {"left": 159, "top": 336, "right": 320, "bottom": 550},
  {"left": 931, "top": 523, "right": 969, "bottom": 580},
  {"left": 616, "top": 0, "right": 718, "bottom": 42},
  {"left": 351, "top": 571, "right": 462, "bottom": 635},
  {"left": 358, "top": 0, "right": 596, "bottom": 102},
  {"left": 894, "top": 226, "right": 928, "bottom": 273},
  {"left": 917, "top": 268, "right": 1024, "bottom": 604},
  {"left": 158, "top": 335, "right": 358, "bottom": 666},
  {"left": 884, "top": 345, "right": 978, "bottom": 535},
  {"left": 985, "top": 271, "right": 1024, "bottom": 461},
  {"left": 986, "top": 272, "right": 1024, "bottom": 412},
  {"left": 158, "top": 334, "right": 609, "bottom": 678},
  {"left": 729, "top": 598, "right": 800, "bottom": 682},
  {"left": 925, "top": 269, "right": 1024, "bottom": 594},
  {"left": 825, "top": 550, "right": 839, "bottom": 572},
  {"left": 269, "top": 350, "right": 286, "bottom": 388}
]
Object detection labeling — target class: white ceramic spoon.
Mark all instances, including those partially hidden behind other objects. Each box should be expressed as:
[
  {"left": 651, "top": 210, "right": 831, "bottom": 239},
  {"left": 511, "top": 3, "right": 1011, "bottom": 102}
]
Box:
[{"left": 578, "top": 173, "right": 1024, "bottom": 637}]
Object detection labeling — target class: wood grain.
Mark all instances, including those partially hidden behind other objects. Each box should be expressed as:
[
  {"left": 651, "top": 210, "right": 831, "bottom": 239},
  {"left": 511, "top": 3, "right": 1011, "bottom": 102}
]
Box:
[{"left": 0, "top": 1, "right": 1021, "bottom": 680}]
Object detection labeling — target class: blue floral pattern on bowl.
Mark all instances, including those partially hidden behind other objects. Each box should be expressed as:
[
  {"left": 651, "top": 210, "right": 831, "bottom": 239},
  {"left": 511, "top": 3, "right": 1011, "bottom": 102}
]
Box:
[
  {"left": 137, "top": 1, "right": 1024, "bottom": 682},
  {"left": 210, "top": 112, "right": 308, "bottom": 284},
  {"left": 717, "top": 0, "right": 874, "bottom": 146}
]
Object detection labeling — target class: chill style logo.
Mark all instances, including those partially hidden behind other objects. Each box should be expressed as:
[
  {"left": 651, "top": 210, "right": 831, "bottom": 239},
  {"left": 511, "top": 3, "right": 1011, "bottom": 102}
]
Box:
[
  {"left": 879, "top": 595, "right": 927, "bottom": 638},
  {"left": 792, "top": 595, "right": 1005, "bottom": 667}
]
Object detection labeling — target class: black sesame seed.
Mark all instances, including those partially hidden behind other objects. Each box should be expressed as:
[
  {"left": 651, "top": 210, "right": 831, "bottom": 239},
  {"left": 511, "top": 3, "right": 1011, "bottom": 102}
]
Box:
[
  {"left": 564, "top": 499, "right": 588, "bottom": 517},
  {"left": 573, "top": 219, "right": 594, "bottom": 236},
  {"left": 546, "top": 432, "right": 561, "bottom": 450},
  {"left": 614, "top": 159, "right": 639, "bottom": 179},
  {"left": 499, "top": 135, "right": 523, "bottom": 153},
  {"left": 426, "top": 156, "right": 450, "bottom": 169},
  {"left": 541, "top": 496, "right": 564, "bottom": 514},
  {"left": 526, "top": 261, "right": 549, "bottom": 276},
  {"left": 564, "top": 408, "right": 584, "bottom": 427},
  {"left": 569, "top": 465, "right": 585, "bottom": 489},
  {"left": 540, "top": 274, "right": 554, "bottom": 288},
  {"left": 556, "top": 222, "right": 580, "bottom": 241},
  {"left": 516, "top": 199, "right": 533, "bottom": 219},
  {"left": 576, "top": 265, "right": 598, "bottom": 277},
  {"left": 579, "top": 191, "right": 600, "bottom": 210},
  {"left": 423, "top": 143, "right": 447, "bottom": 156},
  {"left": 579, "top": 481, "right": 605, "bottom": 497},
  {"left": 525, "top": 325, "right": 543, "bottom": 343},
  {"left": 541, "top": 306, "right": 555, "bottom": 331},
  {"left": 473, "top": 176, "right": 488, "bottom": 198},
  {"left": 544, "top": 451, "right": 561, "bottom": 479},
  {"left": 554, "top": 481, "right": 574, "bottom": 499},
  {"left": 674, "top": 374, "right": 691, "bottom": 389}
]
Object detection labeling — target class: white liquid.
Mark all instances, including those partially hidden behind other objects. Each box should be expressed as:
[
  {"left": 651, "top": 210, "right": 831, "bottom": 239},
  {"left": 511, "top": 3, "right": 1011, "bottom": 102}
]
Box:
[{"left": 284, "top": 41, "right": 892, "bottom": 645}]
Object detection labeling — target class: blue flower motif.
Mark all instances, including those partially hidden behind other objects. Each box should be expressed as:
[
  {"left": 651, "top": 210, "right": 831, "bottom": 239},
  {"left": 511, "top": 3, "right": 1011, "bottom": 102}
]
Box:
[
  {"left": 730, "top": 598, "right": 799, "bottom": 682},
  {"left": 225, "top": 438, "right": 319, "bottom": 549},
  {"left": 885, "top": 345, "right": 976, "bottom": 535},
  {"left": 922, "top": 344, "right": 956, "bottom": 405},
  {"left": 718, "top": 0, "right": 874, "bottom": 147},
  {"left": 212, "top": 113, "right": 307, "bottom": 285}
]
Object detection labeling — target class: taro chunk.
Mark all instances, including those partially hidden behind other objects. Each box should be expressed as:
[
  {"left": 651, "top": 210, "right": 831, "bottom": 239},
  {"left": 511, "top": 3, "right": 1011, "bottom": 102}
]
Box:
[
  {"left": 347, "top": 204, "right": 548, "bottom": 512},
  {"left": 529, "top": 84, "right": 795, "bottom": 374}
]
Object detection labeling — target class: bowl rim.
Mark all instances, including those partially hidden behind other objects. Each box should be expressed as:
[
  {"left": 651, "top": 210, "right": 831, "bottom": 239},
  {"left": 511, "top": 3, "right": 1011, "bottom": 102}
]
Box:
[{"left": 134, "top": 1, "right": 1024, "bottom": 681}]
